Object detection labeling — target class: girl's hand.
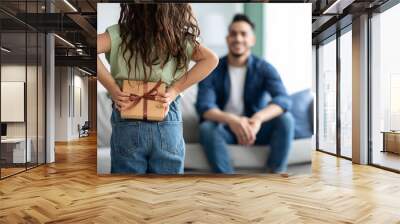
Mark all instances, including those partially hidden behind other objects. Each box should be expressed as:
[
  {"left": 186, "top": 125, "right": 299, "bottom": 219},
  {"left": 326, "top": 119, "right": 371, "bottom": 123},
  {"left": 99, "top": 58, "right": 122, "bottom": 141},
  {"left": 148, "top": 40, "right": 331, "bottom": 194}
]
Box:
[
  {"left": 109, "top": 86, "right": 132, "bottom": 111},
  {"left": 156, "top": 86, "right": 180, "bottom": 116}
]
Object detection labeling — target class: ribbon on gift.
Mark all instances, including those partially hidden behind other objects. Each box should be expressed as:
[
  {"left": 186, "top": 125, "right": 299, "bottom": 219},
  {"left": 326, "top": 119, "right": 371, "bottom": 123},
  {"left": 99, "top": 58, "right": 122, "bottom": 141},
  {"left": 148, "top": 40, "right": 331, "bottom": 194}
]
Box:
[{"left": 128, "top": 80, "right": 163, "bottom": 121}]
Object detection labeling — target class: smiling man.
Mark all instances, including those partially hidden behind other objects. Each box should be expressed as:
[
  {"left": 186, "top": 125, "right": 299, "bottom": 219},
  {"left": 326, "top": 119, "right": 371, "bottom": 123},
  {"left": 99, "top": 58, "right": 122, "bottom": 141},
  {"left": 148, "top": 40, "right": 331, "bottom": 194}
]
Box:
[{"left": 195, "top": 14, "right": 295, "bottom": 174}]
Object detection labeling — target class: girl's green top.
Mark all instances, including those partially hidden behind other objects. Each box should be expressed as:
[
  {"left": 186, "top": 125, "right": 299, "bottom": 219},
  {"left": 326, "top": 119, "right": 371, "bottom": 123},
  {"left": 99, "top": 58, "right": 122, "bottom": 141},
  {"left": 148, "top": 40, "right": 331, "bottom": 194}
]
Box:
[{"left": 105, "top": 24, "right": 195, "bottom": 88}]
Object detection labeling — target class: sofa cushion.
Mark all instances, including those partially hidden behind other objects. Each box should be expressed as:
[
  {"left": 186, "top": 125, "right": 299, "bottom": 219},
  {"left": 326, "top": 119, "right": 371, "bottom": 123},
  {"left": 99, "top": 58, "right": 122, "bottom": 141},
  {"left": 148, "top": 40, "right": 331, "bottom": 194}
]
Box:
[
  {"left": 181, "top": 85, "right": 200, "bottom": 143},
  {"left": 289, "top": 89, "right": 314, "bottom": 139},
  {"left": 184, "top": 138, "right": 312, "bottom": 170},
  {"left": 97, "top": 85, "right": 113, "bottom": 148}
]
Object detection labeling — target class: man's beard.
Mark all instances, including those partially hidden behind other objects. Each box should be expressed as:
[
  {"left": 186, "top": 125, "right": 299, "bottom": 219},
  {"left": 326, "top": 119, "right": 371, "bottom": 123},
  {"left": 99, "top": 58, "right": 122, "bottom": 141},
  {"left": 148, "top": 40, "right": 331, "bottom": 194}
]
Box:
[
  {"left": 230, "top": 51, "right": 245, "bottom": 58},
  {"left": 230, "top": 43, "right": 248, "bottom": 58}
]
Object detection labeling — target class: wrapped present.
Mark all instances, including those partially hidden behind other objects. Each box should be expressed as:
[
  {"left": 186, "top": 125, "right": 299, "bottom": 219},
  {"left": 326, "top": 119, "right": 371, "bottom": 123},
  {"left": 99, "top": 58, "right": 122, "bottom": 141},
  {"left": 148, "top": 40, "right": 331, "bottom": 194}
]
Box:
[{"left": 121, "top": 80, "right": 166, "bottom": 121}]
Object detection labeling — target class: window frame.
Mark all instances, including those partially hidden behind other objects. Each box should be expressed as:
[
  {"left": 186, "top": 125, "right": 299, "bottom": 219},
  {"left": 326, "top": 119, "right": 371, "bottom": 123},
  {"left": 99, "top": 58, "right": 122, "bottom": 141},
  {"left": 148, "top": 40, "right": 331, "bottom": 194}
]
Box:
[{"left": 315, "top": 24, "right": 352, "bottom": 160}]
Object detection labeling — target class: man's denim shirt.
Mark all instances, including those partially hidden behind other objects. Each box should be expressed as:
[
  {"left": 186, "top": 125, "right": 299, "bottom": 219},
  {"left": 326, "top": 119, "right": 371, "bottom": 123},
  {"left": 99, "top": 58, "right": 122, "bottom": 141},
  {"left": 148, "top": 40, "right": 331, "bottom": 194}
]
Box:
[{"left": 195, "top": 54, "right": 292, "bottom": 122}]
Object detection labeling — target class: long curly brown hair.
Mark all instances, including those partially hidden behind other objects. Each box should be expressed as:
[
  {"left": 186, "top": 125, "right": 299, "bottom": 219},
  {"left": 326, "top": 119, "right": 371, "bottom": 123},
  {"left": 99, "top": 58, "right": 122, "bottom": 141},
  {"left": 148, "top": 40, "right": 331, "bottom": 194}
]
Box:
[{"left": 118, "top": 3, "right": 200, "bottom": 82}]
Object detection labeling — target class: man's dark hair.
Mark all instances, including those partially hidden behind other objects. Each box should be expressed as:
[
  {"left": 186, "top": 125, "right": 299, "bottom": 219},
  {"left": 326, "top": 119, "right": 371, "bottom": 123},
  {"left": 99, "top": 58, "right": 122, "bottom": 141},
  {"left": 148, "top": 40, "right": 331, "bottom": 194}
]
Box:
[{"left": 229, "top": 14, "right": 255, "bottom": 30}]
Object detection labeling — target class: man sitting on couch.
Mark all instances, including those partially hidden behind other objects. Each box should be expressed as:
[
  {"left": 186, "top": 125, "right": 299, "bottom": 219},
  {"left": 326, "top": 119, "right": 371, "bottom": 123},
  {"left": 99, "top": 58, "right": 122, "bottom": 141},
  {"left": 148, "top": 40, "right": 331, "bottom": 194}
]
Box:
[{"left": 195, "top": 14, "right": 294, "bottom": 174}]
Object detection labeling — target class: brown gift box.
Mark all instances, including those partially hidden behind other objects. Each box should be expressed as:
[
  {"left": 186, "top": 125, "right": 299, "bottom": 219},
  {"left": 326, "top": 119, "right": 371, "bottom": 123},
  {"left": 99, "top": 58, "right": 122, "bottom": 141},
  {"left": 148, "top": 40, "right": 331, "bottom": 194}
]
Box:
[{"left": 121, "top": 80, "right": 166, "bottom": 121}]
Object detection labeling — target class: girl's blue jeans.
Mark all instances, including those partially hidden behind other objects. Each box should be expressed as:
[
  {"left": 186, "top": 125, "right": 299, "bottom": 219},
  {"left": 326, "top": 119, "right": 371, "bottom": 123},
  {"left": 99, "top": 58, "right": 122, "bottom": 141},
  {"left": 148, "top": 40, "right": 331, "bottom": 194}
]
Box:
[{"left": 110, "top": 96, "right": 185, "bottom": 174}]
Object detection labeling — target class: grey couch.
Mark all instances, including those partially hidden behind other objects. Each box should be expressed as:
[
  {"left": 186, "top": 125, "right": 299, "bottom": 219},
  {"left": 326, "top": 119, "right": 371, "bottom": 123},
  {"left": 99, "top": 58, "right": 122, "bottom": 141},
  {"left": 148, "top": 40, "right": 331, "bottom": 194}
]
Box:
[{"left": 97, "top": 84, "right": 314, "bottom": 174}]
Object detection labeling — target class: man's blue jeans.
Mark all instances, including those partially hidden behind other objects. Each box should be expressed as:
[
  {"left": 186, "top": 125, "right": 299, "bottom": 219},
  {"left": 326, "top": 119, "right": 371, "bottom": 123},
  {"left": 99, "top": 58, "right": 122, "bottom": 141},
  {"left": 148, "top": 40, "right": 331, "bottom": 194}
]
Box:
[{"left": 199, "top": 112, "right": 295, "bottom": 174}]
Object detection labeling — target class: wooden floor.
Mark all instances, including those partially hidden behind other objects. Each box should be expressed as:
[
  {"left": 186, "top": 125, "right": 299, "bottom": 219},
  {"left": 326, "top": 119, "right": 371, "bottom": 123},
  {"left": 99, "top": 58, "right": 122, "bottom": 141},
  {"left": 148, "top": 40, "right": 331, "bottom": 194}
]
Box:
[
  {"left": 1, "top": 167, "right": 26, "bottom": 178},
  {"left": 1, "top": 135, "right": 400, "bottom": 224},
  {"left": 372, "top": 150, "right": 400, "bottom": 171},
  {"left": 1, "top": 163, "right": 45, "bottom": 178}
]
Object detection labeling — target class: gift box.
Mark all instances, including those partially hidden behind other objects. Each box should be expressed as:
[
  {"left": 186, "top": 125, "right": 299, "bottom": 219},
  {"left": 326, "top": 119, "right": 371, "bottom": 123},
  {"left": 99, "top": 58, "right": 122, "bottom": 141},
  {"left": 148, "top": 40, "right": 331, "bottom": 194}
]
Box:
[{"left": 121, "top": 80, "right": 166, "bottom": 121}]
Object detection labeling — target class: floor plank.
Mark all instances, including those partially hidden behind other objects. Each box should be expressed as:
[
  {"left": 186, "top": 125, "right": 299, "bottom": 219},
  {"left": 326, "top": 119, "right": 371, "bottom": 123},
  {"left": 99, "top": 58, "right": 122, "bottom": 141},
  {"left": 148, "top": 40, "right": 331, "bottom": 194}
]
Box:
[{"left": 0, "top": 134, "right": 399, "bottom": 224}]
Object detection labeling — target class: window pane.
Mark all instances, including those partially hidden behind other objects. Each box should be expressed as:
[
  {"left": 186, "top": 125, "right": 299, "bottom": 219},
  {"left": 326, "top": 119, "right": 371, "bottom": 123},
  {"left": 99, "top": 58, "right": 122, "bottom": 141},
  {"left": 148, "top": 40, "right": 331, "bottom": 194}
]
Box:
[
  {"left": 318, "top": 37, "right": 337, "bottom": 154},
  {"left": 371, "top": 3, "right": 400, "bottom": 171},
  {"left": 0, "top": 0, "right": 46, "bottom": 179},
  {"left": 340, "top": 29, "right": 352, "bottom": 158},
  {"left": 1, "top": 30, "right": 28, "bottom": 177}
]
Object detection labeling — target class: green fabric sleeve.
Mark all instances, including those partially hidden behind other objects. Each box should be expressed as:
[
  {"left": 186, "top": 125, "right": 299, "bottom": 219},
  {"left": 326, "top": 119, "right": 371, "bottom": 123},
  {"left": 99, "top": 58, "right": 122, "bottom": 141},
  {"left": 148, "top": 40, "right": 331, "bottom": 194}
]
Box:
[
  {"left": 105, "top": 24, "right": 121, "bottom": 77},
  {"left": 104, "top": 24, "right": 122, "bottom": 98}
]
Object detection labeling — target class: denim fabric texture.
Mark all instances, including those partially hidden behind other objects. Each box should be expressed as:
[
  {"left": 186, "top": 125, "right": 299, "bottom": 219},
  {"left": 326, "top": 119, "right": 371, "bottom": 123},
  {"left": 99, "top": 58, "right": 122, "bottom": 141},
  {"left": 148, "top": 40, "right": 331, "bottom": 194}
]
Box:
[
  {"left": 199, "top": 112, "right": 295, "bottom": 174},
  {"left": 110, "top": 96, "right": 185, "bottom": 174}
]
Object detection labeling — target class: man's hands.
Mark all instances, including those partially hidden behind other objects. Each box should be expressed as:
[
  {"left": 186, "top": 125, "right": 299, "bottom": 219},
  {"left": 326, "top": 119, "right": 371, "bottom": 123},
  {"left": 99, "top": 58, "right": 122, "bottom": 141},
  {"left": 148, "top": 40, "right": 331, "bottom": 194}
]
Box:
[
  {"left": 227, "top": 115, "right": 253, "bottom": 145},
  {"left": 226, "top": 114, "right": 263, "bottom": 145},
  {"left": 248, "top": 116, "right": 262, "bottom": 143}
]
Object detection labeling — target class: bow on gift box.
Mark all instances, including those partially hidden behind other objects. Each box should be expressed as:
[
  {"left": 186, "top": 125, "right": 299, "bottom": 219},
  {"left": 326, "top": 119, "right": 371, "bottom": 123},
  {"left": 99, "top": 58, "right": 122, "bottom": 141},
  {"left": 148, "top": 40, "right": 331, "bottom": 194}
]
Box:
[{"left": 127, "top": 80, "right": 163, "bottom": 121}]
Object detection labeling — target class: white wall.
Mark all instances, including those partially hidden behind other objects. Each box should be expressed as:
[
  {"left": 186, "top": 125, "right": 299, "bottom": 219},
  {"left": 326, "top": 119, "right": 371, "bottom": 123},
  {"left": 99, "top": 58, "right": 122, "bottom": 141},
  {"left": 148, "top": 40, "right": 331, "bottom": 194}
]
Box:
[
  {"left": 264, "top": 4, "right": 312, "bottom": 94},
  {"left": 97, "top": 3, "right": 120, "bottom": 73},
  {"left": 55, "top": 66, "right": 68, "bottom": 141},
  {"left": 72, "top": 73, "right": 89, "bottom": 138},
  {"left": 54, "top": 67, "right": 89, "bottom": 141},
  {"left": 1, "top": 65, "right": 37, "bottom": 138},
  {"left": 79, "top": 74, "right": 89, "bottom": 126},
  {"left": 191, "top": 3, "right": 243, "bottom": 57},
  {"left": 97, "top": 2, "right": 118, "bottom": 105},
  {"left": 97, "top": 3, "right": 121, "bottom": 34},
  {"left": 1, "top": 67, "right": 25, "bottom": 123}
]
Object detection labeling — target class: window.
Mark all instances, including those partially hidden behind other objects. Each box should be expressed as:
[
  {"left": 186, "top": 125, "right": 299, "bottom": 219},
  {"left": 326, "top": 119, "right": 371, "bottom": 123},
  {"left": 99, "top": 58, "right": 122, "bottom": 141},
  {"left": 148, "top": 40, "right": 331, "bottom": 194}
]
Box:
[
  {"left": 370, "top": 2, "right": 400, "bottom": 171},
  {"left": 317, "top": 37, "right": 337, "bottom": 155},
  {"left": 0, "top": 1, "right": 47, "bottom": 179},
  {"left": 339, "top": 29, "right": 352, "bottom": 158},
  {"left": 316, "top": 25, "right": 353, "bottom": 159}
]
